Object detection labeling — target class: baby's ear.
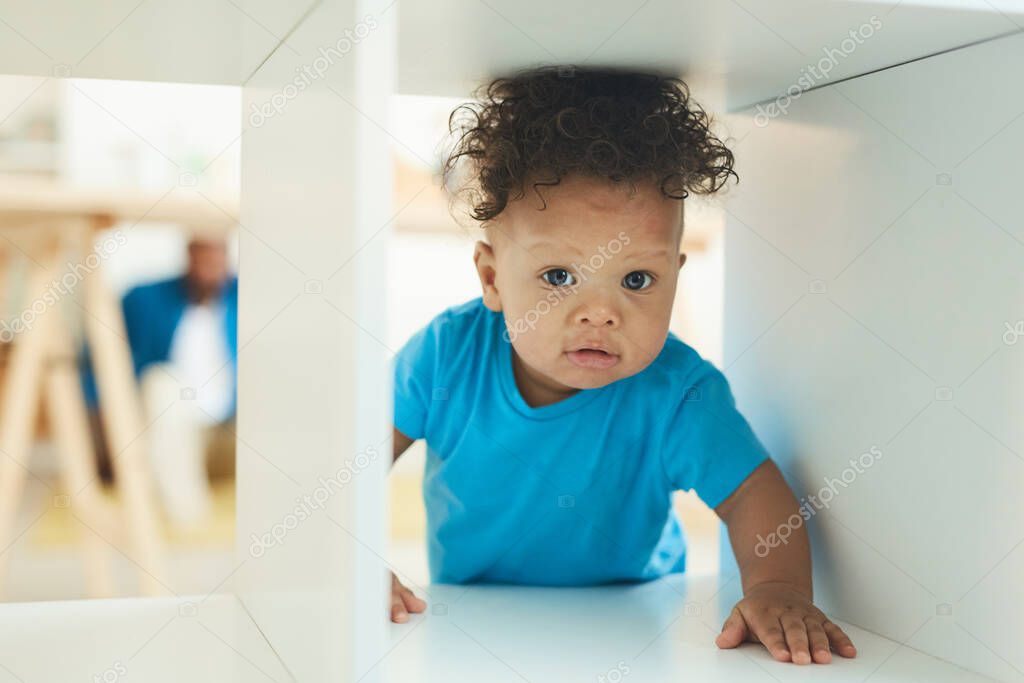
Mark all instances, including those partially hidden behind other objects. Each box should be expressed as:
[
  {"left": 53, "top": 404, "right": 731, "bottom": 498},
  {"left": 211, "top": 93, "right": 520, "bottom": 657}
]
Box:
[{"left": 473, "top": 241, "right": 502, "bottom": 312}]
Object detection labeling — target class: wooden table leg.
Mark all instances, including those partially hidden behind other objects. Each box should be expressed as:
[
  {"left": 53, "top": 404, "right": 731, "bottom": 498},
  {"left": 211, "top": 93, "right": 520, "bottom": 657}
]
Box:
[
  {"left": 81, "top": 227, "right": 167, "bottom": 597},
  {"left": 45, "top": 314, "right": 116, "bottom": 599},
  {"left": 0, "top": 242, "right": 60, "bottom": 596}
]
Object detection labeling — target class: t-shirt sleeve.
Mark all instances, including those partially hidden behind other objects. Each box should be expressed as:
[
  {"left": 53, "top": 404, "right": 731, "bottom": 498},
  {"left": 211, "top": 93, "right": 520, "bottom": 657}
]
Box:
[
  {"left": 659, "top": 360, "right": 771, "bottom": 509},
  {"left": 392, "top": 314, "right": 444, "bottom": 441}
]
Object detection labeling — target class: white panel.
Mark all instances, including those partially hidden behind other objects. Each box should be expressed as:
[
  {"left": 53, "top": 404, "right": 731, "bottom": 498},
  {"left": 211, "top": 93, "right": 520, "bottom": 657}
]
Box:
[
  {"left": 397, "top": 0, "right": 1022, "bottom": 106},
  {"left": 722, "top": 31, "right": 1024, "bottom": 682},
  {"left": 237, "top": 0, "right": 394, "bottom": 680},
  {"left": 0, "top": 1, "right": 1020, "bottom": 102},
  {"left": 0, "top": 595, "right": 292, "bottom": 682},
  {"left": 0, "top": 0, "right": 317, "bottom": 85}
]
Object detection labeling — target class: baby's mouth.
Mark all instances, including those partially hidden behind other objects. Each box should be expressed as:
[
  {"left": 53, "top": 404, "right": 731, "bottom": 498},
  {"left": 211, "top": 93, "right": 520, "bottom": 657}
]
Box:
[{"left": 566, "top": 348, "right": 620, "bottom": 370}]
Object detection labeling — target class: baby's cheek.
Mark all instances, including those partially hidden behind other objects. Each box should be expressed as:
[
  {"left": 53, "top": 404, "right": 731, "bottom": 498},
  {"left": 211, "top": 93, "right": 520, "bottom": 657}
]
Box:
[
  {"left": 503, "top": 302, "right": 545, "bottom": 341},
  {"left": 511, "top": 329, "right": 551, "bottom": 366},
  {"left": 633, "top": 322, "right": 671, "bottom": 365}
]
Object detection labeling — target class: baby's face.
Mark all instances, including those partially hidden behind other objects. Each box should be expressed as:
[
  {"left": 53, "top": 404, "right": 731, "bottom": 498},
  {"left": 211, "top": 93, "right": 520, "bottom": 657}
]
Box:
[{"left": 475, "top": 174, "right": 685, "bottom": 401}]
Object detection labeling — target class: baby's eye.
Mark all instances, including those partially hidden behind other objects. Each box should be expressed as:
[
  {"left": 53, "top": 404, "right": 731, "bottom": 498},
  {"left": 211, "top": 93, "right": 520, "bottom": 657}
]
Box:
[
  {"left": 622, "top": 271, "right": 654, "bottom": 291},
  {"left": 542, "top": 268, "right": 577, "bottom": 287}
]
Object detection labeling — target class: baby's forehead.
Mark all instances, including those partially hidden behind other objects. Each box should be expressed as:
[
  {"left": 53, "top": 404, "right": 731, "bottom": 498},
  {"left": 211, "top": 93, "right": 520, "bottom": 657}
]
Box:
[
  {"left": 491, "top": 187, "right": 682, "bottom": 254},
  {"left": 489, "top": 220, "right": 680, "bottom": 267}
]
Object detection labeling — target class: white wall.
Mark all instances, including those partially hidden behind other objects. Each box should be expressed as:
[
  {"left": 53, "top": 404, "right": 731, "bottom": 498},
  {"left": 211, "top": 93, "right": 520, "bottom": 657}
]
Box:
[
  {"left": 237, "top": 0, "right": 395, "bottom": 680},
  {"left": 720, "top": 32, "right": 1024, "bottom": 681},
  {"left": 59, "top": 78, "right": 241, "bottom": 192}
]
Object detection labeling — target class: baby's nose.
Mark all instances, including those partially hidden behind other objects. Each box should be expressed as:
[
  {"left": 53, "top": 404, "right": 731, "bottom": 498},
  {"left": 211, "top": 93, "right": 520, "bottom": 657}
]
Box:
[{"left": 575, "top": 304, "right": 619, "bottom": 327}]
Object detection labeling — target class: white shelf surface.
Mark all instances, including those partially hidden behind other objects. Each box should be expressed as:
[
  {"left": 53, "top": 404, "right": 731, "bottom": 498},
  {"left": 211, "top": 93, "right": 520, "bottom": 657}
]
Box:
[
  {"left": 382, "top": 574, "right": 995, "bottom": 683},
  {"left": 0, "top": 593, "right": 291, "bottom": 682},
  {"left": 0, "top": 575, "right": 995, "bottom": 682}
]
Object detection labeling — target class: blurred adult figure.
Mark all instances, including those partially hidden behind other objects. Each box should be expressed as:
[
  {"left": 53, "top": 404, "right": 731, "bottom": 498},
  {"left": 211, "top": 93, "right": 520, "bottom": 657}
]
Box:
[{"left": 81, "top": 237, "right": 237, "bottom": 530}]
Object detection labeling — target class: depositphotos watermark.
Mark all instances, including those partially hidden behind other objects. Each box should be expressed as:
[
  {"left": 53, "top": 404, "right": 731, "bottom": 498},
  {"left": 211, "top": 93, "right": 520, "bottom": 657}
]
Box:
[
  {"left": 0, "top": 230, "right": 127, "bottom": 343},
  {"left": 754, "top": 16, "right": 883, "bottom": 127},
  {"left": 1003, "top": 320, "right": 1023, "bottom": 345},
  {"left": 754, "top": 445, "right": 883, "bottom": 558},
  {"left": 596, "top": 661, "right": 630, "bottom": 683},
  {"left": 503, "top": 230, "right": 631, "bottom": 343},
  {"left": 248, "top": 445, "right": 380, "bottom": 558},
  {"left": 248, "top": 15, "right": 380, "bottom": 128},
  {"left": 92, "top": 661, "right": 126, "bottom": 683}
]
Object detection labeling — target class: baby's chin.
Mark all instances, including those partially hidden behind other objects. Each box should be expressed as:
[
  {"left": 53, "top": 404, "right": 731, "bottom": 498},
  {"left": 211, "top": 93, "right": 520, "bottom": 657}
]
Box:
[{"left": 551, "top": 358, "right": 650, "bottom": 390}]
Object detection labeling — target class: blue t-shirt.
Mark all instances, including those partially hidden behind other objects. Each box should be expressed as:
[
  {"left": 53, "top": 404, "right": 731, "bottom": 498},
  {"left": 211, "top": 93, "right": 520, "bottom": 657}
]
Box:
[{"left": 393, "top": 297, "right": 770, "bottom": 586}]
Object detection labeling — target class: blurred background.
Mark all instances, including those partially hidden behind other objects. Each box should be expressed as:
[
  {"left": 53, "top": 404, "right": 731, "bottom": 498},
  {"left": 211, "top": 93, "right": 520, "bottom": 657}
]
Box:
[
  {"left": 0, "top": 75, "right": 240, "bottom": 601},
  {"left": 0, "top": 76, "right": 729, "bottom": 601}
]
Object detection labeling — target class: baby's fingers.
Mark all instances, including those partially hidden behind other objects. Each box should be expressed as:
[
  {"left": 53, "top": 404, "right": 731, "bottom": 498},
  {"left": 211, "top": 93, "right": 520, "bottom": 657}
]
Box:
[
  {"left": 390, "top": 574, "right": 426, "bottom": 623},
  {"left": 715, "top": 606, "right": 750, "bottom": 649},
  {"left": 390, "top": 589, "right": 411, "bottom": 623},
  {"left": 401, "top": 585, "right": 427, "bottom": 614},
  {"left": 805, "top": 619, "right": 832, "bottom": 663},
  {"left": 823, "top": 620, "right": 857, "bottom": 658},
  {"left": 780, "top": 613, "right": 811, "bottom": 665},
  {"left": 747, "top": 615, "right": 791, "bottom": 663}
]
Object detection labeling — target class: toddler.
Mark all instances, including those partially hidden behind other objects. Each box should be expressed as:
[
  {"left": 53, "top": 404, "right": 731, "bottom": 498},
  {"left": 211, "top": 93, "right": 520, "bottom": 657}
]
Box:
[{"left": 390, "top": 65, "right": 856, "bottom": 666}]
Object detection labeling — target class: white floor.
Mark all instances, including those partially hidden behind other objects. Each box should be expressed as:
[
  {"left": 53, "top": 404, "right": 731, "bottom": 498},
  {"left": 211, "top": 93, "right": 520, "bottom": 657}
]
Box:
[{"left": 2, "top": 474, "right": 236, "bottom": 602}]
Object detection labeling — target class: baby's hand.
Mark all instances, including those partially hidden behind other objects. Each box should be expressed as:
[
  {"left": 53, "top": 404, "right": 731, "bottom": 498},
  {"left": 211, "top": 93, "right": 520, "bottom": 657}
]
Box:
[
  {"left": 390, "top": 572, "right": 427, "bottom": 623},
  {"left": 715, "top": 581, "right": 857, "bottom": 664}
]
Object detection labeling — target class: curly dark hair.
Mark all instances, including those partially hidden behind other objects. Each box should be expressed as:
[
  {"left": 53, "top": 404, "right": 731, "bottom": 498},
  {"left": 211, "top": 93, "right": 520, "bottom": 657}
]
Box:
[{"left": 442, "top": 64, "right": 738, "bottom": 224}]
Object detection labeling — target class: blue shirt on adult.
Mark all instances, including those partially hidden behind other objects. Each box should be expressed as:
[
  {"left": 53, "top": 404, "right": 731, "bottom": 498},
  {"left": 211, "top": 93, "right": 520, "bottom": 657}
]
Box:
[
  {"left": 79, "top": 274, "right": 238, "bottom": 414},
  {"left": 393, "top": 297, "right": 771, "bottom": 586}
]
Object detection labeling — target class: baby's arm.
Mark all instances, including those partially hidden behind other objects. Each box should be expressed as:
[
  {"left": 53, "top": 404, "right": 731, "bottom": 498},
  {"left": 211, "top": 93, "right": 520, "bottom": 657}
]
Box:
[
  {"left": 389, "top": 427, "right": 427, "bottom": 623},
  {"left": 713, "top": 459, "right": 857, "bottom": 665},
  {"left": 393, "top": 427, "right": 414, "bottom": 462}
]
